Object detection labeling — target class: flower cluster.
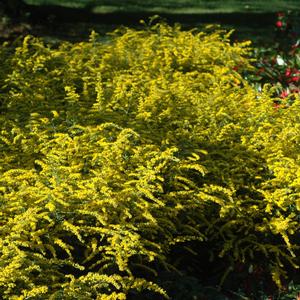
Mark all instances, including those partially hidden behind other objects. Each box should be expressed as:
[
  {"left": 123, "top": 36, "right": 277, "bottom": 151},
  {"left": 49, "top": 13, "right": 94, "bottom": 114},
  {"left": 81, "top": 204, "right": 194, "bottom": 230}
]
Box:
[
  {"left": 245, "top": 12, "right": 300, "bottom": 107},
  {"left": 0, "top": 21, "right": 299, "bottom": 300},
  {"left": 285, "top": 67, "right": 300, "bottom": 83},
  {"left": 275, "top": 12, "right": 288, "bottom": 31}
]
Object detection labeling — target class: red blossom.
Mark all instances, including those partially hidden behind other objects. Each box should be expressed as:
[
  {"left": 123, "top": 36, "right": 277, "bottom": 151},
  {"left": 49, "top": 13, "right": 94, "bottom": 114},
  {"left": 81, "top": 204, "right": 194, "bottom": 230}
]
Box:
[
  {"left": 286, "top": 68, "right": 300, "bottom": 82},
  {"left": 277, "top": 12, "right": 285, "bottom": 17},
  {"left": 280, "top": 90, "right": 289, "bottom": 98},
  {"left": 285, "top": 68, "right": 292, "bottom": 77},
  {"left": 276, "top": 21, "right": 283, "bottom": 28}
]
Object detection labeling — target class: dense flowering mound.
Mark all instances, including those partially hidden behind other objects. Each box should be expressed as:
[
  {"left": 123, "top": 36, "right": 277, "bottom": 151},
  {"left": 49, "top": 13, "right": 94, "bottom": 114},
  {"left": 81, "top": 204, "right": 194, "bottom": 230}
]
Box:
[{"left": 0, "top": 23, "right": 299, "bottom": 299}]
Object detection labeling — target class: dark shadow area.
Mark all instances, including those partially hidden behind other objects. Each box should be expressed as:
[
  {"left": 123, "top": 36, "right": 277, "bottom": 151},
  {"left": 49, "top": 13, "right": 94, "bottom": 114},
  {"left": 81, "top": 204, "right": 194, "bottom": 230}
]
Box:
[
  {"left": 23, "top": 5, "right": 276, "bottom": 26},
  {"left": 3, "top": 1, "right": 297, "bottom": 44},
  {"left": 0, "top": 3, "right": 277, "bottom": 42}
]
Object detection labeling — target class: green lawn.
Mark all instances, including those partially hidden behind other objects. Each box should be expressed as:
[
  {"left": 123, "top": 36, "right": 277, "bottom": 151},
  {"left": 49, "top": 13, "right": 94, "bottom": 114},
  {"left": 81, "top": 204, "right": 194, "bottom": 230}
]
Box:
[{"left": 24, "top": 0, "right": 300, "bottom": 13}]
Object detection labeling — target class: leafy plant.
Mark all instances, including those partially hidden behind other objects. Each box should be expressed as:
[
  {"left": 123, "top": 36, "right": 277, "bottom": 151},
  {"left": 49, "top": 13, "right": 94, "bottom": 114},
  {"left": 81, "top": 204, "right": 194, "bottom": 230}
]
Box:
[
  {"left": 245, "top": 11, "right": 300, "bottom": 106},
  {"left": 0, "top": 21, "right": 299, "bottom": 299}
]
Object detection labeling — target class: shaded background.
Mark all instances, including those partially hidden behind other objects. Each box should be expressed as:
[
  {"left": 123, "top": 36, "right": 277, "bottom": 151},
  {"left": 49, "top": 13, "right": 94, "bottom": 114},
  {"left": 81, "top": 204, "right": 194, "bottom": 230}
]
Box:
[
  {"left": 22, "top": 0, "right": 300, "bottom": 13},
  {"left": 0, "top": 1, "right": 300, "bottom": 44}
]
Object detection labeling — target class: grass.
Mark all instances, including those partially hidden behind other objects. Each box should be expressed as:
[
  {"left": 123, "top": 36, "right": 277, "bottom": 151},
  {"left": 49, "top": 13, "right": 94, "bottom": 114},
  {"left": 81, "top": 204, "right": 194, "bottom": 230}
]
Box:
[{"left": 24, "top": 0, "right": 300, "bottom": 14}]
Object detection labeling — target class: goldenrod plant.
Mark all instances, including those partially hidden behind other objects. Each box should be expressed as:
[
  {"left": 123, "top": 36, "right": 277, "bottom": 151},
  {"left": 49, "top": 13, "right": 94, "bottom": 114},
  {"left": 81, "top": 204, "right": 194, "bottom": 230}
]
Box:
[{"left": 0, "top": 21, "right": 299, "bottom": 299}]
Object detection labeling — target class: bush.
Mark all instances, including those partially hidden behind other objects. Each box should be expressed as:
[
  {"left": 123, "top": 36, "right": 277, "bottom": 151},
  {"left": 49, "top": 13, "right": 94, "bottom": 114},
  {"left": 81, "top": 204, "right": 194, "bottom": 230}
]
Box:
[
  {"left": 246, "top": 11, "right": 300, "bottom": 104},
  {"left": 0, "top": 22, "right": 299, "bottom": 299}
]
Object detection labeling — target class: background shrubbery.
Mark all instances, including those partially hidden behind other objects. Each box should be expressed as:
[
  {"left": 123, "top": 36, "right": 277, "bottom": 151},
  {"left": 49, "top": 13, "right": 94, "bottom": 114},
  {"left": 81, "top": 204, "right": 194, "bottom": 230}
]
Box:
[
  {"left": 0, "top": 22, "right": 299, "bottom": 299},
  {"left": 247, "top": 12, "right": 300, "bottom": 102}
]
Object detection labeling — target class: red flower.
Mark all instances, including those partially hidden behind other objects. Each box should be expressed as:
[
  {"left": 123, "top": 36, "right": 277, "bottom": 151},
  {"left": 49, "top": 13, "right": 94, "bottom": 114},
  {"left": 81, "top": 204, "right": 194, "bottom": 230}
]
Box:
[
  {"left": 276, "top": 21, "right": 283, "bottom": 27},
  {"left": 285, "top": 68, "right": 292, "bottom": 77},
  {"left": 286, "top": 69, "right": 300, "bottom": 82},
  {"left": 280, "top": 90, "right": 289, "bottom": 98},
  {"left": 277, "top": 12, "right": 285, "bottom": 17}
]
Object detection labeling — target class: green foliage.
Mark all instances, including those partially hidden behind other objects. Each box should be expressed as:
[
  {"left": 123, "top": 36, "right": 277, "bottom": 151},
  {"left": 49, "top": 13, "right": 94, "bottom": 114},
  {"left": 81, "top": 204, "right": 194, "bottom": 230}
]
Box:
[
  {"left": 246, "top": 11, "right": 300, "bottom": 102},
  {"left": 0, "top": 22, "right": 299, "bottom": 298}
]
